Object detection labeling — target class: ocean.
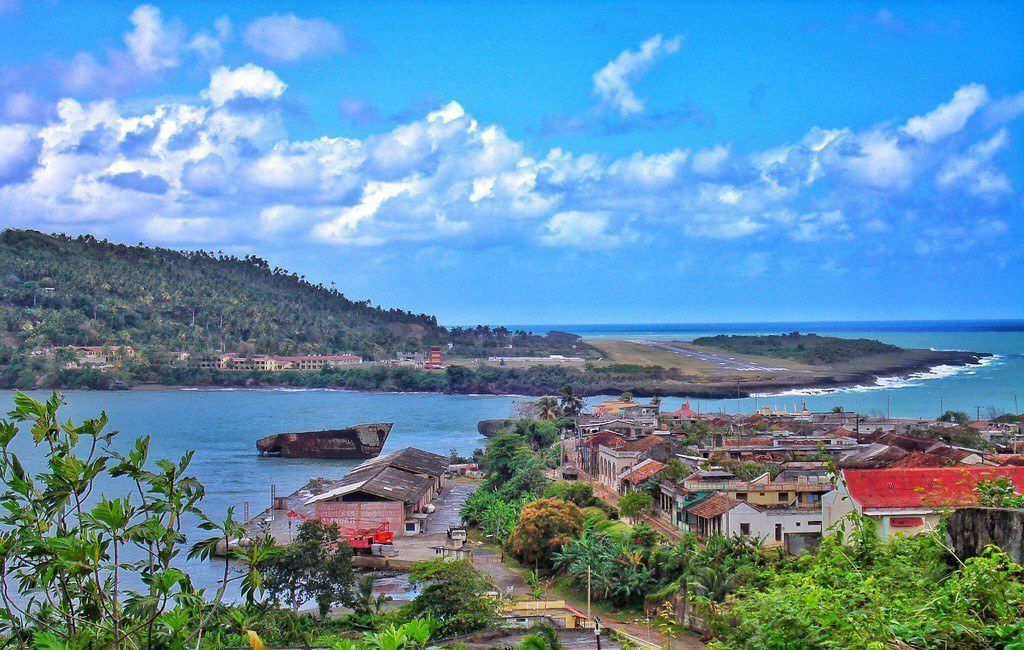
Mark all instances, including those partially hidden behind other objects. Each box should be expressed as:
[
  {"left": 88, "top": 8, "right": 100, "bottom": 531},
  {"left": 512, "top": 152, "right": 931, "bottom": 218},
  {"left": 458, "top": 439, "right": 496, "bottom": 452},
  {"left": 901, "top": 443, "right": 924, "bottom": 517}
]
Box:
[{"left": 0, "top": 319, "right": 1021, "bottom": 592}]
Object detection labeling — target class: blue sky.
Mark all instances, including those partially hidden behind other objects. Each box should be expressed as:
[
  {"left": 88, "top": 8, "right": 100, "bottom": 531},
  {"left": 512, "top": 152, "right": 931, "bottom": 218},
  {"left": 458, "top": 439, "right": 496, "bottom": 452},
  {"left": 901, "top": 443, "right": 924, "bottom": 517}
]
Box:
[{"left": 0, "top": 1, "right": 1021, "bottom": 325}]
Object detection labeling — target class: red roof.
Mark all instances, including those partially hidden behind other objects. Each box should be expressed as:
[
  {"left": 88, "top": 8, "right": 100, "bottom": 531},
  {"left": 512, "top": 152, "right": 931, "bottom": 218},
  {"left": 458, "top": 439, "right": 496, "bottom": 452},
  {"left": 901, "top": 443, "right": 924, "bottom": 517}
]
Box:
[
  {"left": 622, "top": 460, "right": 666, "bottom": 484},
  {"left": 687, "top": 493, "right": 740, "bottom": 519},
  {"left": 843, "top": 467, "right": 1024, "bottom": 510},
  {"left": 582, "top": 430, "right": 627, "bottom": 450},
  {"left": 669, "top": 403, "right": 698, "bottom": 418},
  {"left": 620, "top": 435, "right": 666, "bottom": 452}
]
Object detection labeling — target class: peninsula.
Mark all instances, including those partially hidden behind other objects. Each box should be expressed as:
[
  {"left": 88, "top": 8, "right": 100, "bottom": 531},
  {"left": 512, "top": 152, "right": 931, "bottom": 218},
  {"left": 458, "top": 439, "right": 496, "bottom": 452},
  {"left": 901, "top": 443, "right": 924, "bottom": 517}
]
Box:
[{"left": 0, "top": 229, "right": 988, "bottom": 396}]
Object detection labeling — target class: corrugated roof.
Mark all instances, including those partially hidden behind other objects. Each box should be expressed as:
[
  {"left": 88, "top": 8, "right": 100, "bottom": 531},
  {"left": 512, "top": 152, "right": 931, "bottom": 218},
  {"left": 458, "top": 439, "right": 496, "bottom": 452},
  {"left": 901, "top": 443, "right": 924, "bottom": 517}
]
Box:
[
  {"left": 620, "top": 435, "right": 666, "bottom": 452},
  {"left": 844, "top": 466, "right": 1024, "bottom": 509},
  {"left": 352, "top": 446, "right": 450, "bottom": 478}
]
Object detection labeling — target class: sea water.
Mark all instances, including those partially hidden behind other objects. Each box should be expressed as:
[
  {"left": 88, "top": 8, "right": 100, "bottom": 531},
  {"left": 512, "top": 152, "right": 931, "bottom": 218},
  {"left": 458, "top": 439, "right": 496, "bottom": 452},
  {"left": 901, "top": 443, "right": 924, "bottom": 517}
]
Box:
[{"left": 0, "top": 320, "right": 1021, "bottom": 591}]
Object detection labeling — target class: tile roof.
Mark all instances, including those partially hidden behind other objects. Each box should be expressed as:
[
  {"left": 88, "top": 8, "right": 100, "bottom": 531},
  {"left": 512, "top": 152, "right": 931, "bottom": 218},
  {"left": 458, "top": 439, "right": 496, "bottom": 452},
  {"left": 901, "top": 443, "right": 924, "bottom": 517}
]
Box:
[
  {"left": 620, "top": 435, "right": 667, "bottom": 452},
  {"left": 887, "top": 451, "right": 959, "bottom": 469},
  {"left": 669, "top": 403, "right": 698, "bottom": 418},
  {"left": 582, "top": 430, "right": 627, "bottom": 450},
  {"left": 985, "top": 454, "right": 1024, "bottom": 466},
  {"left": 622, "top": 460, "right": 666, "bottom": 484},
  {"left": 843, "top": 466, "right": 1024, "bottom": 510},
  {"left": 686, "top": 493, "right": 740, "bottom": 519}
]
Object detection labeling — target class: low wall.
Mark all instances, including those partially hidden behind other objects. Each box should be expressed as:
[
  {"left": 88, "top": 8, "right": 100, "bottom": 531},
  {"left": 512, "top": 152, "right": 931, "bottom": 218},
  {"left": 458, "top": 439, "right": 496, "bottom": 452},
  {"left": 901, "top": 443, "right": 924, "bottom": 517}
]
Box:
[{"left": 946, "top": 508, "right": 1024, "bottom": 564}]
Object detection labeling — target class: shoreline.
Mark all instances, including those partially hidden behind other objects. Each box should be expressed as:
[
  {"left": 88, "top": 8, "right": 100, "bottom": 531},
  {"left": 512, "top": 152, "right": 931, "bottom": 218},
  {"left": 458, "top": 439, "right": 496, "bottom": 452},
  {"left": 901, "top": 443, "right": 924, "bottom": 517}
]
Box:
[{"left": 27, "top": 349, "right": 992, "bottom": 400}]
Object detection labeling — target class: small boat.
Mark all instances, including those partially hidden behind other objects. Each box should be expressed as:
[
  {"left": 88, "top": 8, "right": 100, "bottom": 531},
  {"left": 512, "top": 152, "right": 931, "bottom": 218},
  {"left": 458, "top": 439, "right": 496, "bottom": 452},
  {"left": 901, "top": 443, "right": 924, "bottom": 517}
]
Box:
[{"left": 256, "top": 423, "right": 393, "bottom": 459}]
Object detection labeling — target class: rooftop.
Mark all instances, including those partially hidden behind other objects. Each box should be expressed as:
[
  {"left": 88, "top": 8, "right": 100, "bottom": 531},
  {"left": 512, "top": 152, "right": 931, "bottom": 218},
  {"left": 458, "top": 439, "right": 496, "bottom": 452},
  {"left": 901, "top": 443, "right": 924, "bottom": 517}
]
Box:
[{"left": 843, "top": 466, "right": 1024, "bottom": 510}]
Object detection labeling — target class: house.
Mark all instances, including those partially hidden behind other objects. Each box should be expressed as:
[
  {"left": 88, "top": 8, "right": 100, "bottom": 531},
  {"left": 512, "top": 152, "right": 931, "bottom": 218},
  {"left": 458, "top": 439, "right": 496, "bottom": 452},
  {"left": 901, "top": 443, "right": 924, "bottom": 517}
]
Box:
[
  {"left": 306, "top": 447, "right": 450, "bottom": 535},
  {"left": 822, "top": 466, "right": 1024, "bottom": 540},
  {"left": 596, "top": 435, "right": 674, "bottom": 492},
  {"left": 684, "top": 493, "right": 824, "bottom": 548},
  {"left": 664, "top": 402, "right": 699, "bottom": 424},
  {"left": 577, "top": 416, "right": 656, "bottom": 439},
  {"left": 619, "top": 459, "right": 666, "bottom": 492},
  {"left": 578, "top": 430, "right": 627, "bottom": 476}
]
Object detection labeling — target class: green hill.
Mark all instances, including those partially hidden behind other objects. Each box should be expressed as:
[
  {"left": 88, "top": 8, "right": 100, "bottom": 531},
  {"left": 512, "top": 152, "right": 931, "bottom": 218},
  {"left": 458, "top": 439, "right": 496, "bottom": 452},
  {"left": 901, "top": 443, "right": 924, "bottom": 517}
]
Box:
[
  {"left": 0, "top": 229, "right": 594, "bottom": 387},
  {"left": 692, "top": 332, "right": 902, "bottom": 365}
]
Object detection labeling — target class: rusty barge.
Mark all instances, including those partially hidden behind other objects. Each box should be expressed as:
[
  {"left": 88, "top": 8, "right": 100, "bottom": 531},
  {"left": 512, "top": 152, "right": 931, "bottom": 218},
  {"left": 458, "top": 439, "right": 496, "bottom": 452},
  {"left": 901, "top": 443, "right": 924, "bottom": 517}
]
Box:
[{"left": 255, "top": 422, "right": 393, "bottom": 459}]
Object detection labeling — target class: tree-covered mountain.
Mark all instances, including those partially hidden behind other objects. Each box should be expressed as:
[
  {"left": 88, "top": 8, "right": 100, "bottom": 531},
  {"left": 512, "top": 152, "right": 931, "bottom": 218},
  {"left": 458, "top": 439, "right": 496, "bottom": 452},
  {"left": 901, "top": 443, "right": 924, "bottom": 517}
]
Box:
[
  {"left": 692, "top": 332, "right": 902, "bottom": 365},
  {"left": 0, "top": 229, "right": 592, "bottom": 367}
]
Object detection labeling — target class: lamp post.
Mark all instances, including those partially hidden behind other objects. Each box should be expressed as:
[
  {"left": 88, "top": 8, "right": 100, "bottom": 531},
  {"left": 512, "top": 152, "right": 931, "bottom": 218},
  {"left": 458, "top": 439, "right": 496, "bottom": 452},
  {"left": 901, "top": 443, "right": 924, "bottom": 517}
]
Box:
[{"left": 594, "top": 616, "right": 602, "bottom": 650}]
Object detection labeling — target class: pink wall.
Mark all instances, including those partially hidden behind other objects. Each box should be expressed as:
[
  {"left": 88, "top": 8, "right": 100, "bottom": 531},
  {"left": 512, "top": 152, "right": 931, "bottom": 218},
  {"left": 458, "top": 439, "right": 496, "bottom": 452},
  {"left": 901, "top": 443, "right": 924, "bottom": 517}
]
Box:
[{"left": 316, "top": 500, "right": 406, "bottom": 531}]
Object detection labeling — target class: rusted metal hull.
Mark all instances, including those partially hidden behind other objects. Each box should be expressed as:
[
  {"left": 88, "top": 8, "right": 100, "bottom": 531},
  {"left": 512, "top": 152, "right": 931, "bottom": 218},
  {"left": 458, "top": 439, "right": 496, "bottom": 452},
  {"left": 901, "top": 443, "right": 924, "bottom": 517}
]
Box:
[{"left": 256, "top": 423, "right": 392, "bottom": 459}]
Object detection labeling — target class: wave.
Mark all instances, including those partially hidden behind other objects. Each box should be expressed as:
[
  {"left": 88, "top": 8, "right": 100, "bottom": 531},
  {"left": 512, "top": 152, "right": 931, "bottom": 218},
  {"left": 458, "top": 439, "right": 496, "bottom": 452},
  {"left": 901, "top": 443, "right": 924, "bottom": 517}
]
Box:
[{"left": 751, "top": 354, "right": 1003, "bottom": 398}]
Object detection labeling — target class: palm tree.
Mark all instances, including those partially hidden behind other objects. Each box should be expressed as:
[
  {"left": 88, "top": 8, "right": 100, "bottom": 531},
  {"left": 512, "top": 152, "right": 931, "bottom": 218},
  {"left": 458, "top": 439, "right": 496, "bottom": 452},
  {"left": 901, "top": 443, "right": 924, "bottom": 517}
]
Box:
[
  {"left": 558, "top": 384, "right": 584, "bottom": 418},
  {"left": 535, "top": 396, "right": 563, "bottom": 420}
]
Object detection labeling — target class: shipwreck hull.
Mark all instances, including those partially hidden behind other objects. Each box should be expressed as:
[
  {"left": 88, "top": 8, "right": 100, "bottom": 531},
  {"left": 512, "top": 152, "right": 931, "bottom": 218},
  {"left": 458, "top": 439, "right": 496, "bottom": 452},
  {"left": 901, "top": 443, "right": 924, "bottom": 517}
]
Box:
[{"left": 256, "top": 423, "right": 393, "bottom": 459}]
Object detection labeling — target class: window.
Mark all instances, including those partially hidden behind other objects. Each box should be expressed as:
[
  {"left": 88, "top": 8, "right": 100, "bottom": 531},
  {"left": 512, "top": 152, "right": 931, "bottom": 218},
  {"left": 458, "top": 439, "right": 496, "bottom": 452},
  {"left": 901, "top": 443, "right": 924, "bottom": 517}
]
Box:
[
  {"left": 778, "top": 492, "right": 789, "bottom": 502},
  {"left": 809, "top": 520, "right": 822, "bottom": 526},
  {"left": 405, "top": 522, "right": 417, "bottom": 533},
  {"left": 740, "top": 523, "right": 751, "bottom": 535},
  {"left": 735, "top": 492, "right": 748, "bottom": 500}
]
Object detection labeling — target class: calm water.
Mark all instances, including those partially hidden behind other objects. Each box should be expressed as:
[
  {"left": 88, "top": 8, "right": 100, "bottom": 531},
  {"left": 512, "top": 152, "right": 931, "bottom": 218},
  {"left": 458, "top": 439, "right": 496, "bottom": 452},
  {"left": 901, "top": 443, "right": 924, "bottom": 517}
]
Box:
[{"left": 1, "top": 320, "right": 1022, "bottom": 590}]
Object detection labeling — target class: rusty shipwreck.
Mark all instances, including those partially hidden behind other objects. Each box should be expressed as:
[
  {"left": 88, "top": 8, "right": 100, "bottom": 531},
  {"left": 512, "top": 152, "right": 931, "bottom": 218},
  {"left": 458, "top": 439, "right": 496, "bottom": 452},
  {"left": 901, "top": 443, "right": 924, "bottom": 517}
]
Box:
[{"left": 256, "top": 423, "right": 393, "bottom": 459}]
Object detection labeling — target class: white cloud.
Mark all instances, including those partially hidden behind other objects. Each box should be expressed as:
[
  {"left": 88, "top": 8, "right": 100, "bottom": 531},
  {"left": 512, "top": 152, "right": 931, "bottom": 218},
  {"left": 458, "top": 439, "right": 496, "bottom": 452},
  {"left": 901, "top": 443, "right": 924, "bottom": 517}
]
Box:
[
  {"left": 245, "top": 14, "right": 343, "bottom": 62},
  {"left": 124, "top": 5, "right": 184, "bottom": 75},
  {"left": 205, "top": 64, "right": 286, "bottom": 106},
  {"left": 592, "top": 34, "right": 681, "bottom": 116},
  {"left": 540, "top": 211, "right": 629, "bottom": 248},
  {"left": 937, "top": 128, "right": 1012, "bottom": 197},
  {"left": 0, "top": 76, "right": 1018, "bottom": 253},
  {"left": 902, "top": 83, "right": 989, "bottom": 143},
  {"left": 0, "top": 124, "right": 40, "bottom": 185}
]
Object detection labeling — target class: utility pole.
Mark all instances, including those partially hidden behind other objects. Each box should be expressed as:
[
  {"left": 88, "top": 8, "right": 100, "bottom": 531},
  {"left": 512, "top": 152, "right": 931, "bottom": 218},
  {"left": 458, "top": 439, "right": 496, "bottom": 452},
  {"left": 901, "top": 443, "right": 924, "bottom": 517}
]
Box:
[
  {"left": 587, "top": 565, "right": 592, "bottom": 621},
  {"left": 977, "top": 406, "right": 981, "bottom": 421},
  {"left": 1014, "top": 393, "right": 1019, "bottom": 415},
  {"left": 940, "top": 397, "right": 944, "bottom": 416},
  {"left": 887, "top": 396, "right": 891, "bottom": 420}
]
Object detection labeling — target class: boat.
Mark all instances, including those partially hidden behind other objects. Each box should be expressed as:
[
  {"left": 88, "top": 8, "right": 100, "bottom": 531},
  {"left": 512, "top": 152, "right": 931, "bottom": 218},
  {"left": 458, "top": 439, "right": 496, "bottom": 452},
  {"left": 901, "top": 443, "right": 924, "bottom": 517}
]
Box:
[{"left": 256, "top": 423, "right": 393, "bottom": 459}]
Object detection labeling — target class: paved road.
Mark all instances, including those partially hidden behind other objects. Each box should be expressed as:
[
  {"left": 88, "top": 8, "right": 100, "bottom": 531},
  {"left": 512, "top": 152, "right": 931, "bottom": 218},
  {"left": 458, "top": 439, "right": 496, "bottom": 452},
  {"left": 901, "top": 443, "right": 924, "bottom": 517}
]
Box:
[{"left": 628, "top": 339, "right": 811, "bottom": 374}]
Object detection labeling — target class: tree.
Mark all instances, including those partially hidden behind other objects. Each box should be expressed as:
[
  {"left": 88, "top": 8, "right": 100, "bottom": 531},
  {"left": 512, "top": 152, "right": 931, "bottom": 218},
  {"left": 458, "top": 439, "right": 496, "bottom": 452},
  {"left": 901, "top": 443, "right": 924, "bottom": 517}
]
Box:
[
  {"left": 261, "top": 518, "right": 355, "bottom": 617},
  {"left": 976, "top": 477, "right": 1024, "bottom": 508},
  {"left": 406, "top": 559, "right": 497, "bottom": 636},
  {"left": 939, "top": 410, "right": 972, "bottom": 426},
  {"left": 557, "top": 384, "right": 585, "bottom": 418},
  {"left": 535, "top": 396, "right": 563, "bottom": 420},
  {"left": 543, "top": 481, "right": 594, "bottom": 507},
  {"left": 508, "top": 498, "right": 584, "bottom": 573},
  {"left": 618, "top": 491, "right": 654, "bottom": 523},
  {"left": 0, "top": 392, "right": 273, "bottom": 647},
  {"left": 620, "top": 391, "right": 634, "bottom": 402}
]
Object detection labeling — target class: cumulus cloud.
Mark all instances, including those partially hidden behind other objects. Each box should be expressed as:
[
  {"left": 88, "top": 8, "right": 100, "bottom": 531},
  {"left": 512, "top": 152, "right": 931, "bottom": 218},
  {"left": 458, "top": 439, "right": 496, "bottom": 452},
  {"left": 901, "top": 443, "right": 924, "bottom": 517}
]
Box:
[
  {"left": 593, "top": 35, "right": 681, "bottom": 116},
  {"left": 205, "top": 64, "right": 286, "bottom": 106},
  {"left": 540, "top": 211, "right": 632, "bottom": 249},
  {"left": 0, "top": 124, "right": 40, "bottom": 185},
  {"left": 245, "top": 14, "right": 343, "bottom": 62},
  {"left": 124, "top": 5, "right": 184, "bottom": 74},
  {"left": 0, "top": 74, "right": 1018, "bottom": 253},
  {"left": 902, "top": 83, "right": 989, "bottom": 143}
]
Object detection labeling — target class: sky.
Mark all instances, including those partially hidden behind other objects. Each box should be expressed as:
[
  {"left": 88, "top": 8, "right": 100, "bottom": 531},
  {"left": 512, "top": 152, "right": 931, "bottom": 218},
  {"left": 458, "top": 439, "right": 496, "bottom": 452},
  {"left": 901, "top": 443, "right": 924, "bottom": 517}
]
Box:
[{"left": 0, "top": 1, "right": 1022, "bottom": 326}]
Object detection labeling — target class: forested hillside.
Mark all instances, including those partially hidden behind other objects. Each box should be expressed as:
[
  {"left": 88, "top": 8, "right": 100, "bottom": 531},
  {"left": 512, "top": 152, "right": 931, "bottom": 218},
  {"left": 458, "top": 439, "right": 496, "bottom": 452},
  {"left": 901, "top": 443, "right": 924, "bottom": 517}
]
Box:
[
  {"left": 0, "top": 230, "right": 593, "bottom": 388},
  {"left": 692, "top": 332, "right": 902, "bottom": 364}
]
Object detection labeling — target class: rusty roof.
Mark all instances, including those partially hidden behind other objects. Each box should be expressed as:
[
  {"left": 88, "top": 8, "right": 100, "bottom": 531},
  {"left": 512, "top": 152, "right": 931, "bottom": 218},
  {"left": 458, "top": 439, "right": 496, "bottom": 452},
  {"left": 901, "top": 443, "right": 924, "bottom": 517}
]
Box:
[
  {"left": 352, "top": 446, "right": 450, "bottom": 478},
  {"left": 686, "top": 493, "right": 740, "bottom": 519}
]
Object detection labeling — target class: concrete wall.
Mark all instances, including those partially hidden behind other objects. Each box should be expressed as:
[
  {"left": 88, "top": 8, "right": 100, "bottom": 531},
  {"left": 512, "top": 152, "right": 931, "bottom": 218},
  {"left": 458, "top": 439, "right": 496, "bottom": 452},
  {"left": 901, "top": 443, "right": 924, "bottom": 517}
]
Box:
[
  {"left": 316, "top": 500, "right": 406, "bottom": 533},
  {"left": 946, "top": 507, "right": 1024, "bottom": 564},
  {"left": 723, "top": 502, "right": 823, "bottom": 545}
]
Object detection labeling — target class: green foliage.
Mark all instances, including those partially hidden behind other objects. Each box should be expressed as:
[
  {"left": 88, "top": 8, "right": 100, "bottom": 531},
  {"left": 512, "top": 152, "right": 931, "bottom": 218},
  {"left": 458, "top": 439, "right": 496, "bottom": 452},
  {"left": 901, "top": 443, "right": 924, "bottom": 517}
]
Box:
[
  {"left": 481, "top": 422, "right": 551, "bottom": 501},
  {"left": 261, "top": 518, "right": 356, "bottom": 617},
  {"left": 617, "top": 491, "right": 654, "bottom": 523},
  {"left": 707, "top": 527, "right": 1024, "bottom": 649},
  {"left": 0, "top": 229, "right": 596, "bottom": 388},
  {"left": 517, "top": 624, "right": 565, "bottom": 650},
  {"left": 693, "top": 331, "right": 902, "bottom": 365},
  {"left": 542, "top": 481, "right": 595, "bottom": 507},
  {"left": 460, "top": 489, "right": 530, "bottom": 541},
  {"left": 0, "top": 391, "right": 274, "bottom": 646},
  {"left": 976, "top": 476, "right": 1024, "bottom": 508},
  {"left": 939, "top": 409, "right": 973, "bottom": 426},
  {"left": 405, "top": 560, "right": 498, "bottom": 637},
  {"left": 553, "top": 530, "right": 659, "bottom": 606}
]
